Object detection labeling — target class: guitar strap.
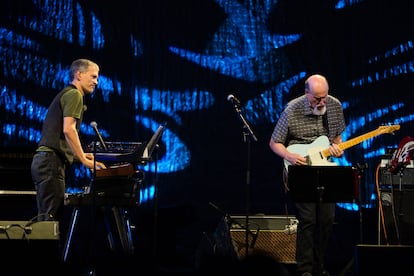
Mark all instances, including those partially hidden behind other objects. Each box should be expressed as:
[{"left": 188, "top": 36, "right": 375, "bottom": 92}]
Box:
[{"left": 322, "top": 113, "right": 329, "bottom": 136}]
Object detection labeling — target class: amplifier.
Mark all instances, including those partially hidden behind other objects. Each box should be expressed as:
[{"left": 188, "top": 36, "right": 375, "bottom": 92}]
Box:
[
  {"left": 379, "top": 158, "right": 414, "bottom": 188},
  {"left": 0, "top": 220, "right": 59, "bottom": 240},
  {"left": 229, "top": 215, "right": 297, "bottom": 264},
  {"left": 229, "top": 215, "right": 297, "bottom": 231},
  {"left": 196, "top": 214, "right": 297, "bottom": 272},
  {"left": 379, "top": 168, "right": 414, "bottom": 187}
]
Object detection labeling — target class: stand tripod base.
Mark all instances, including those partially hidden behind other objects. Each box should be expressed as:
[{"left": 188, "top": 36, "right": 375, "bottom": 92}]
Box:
[{"left": 62, "top": 205, "right": 135, "bottom": 263}]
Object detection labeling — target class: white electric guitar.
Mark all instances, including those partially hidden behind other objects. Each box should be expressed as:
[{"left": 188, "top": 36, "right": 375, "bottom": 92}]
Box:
[{"left": 284, "top": 125, "right": 400, "bottom": 171}]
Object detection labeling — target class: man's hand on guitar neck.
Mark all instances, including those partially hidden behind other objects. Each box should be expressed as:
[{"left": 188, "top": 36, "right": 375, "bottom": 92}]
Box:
[{"left": 328, "top": 143, "right": 343, "bottom": 158}]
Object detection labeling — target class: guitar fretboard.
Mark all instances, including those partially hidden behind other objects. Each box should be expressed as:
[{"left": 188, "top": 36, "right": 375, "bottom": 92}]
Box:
[{"left": 321, "top": 125, "right": 400, "bottom": 158}]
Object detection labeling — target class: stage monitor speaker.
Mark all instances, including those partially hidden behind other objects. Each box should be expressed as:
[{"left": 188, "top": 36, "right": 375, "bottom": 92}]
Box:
[
  {"left": 229, "top": 215, "right": 297, "bottom": 264},
  {"left": 355, "top": 244, "right": 414, "bottom": 275},
  {"left": 0, "top": 220, "right": 59, "bottom": 240},
  {"left": 0, "top": 220, "right": 60, "bottom": 268}
]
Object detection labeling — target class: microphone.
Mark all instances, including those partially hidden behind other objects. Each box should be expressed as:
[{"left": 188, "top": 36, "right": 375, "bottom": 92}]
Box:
[
  {"left": 90, "top": 121, "right": 107, "bottom": 151},
  {"left": 227, "top": 94, "right": 241, "bottom": 106}
]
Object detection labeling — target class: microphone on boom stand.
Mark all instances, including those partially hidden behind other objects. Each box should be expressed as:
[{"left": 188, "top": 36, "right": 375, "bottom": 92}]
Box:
[{"left": 90, "top": 121, "right": 107, "bottom": 151}]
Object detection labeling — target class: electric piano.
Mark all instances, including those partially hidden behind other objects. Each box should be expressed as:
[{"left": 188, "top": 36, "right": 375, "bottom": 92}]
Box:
[
  {"left": 88, "top": 124, "right": 166, "bottom": 165},
  {"left": 66, "top": 123, "right": 166, "bottom": 204},
  {"left": 79, "top": 140, "right": 149, "bottom": 200},
  {"left": 64, "top": 139, "right": 151, "bottom": 207},
  {"left": 63, "top": 142, "right": 146, "bottom": 260},
  {"left": 66, "top": 162, "right": 143, "bottom": 206},
  {"left": 86, "top": 141, "right": 148, "bottom": 164},
  {"left": 63, "top": 125, "right": 166, "bottom": 259}
]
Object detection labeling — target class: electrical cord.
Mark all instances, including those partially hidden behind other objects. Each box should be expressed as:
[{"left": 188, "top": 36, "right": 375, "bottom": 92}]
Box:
[{"left": 375, "top": 163, "right": 388, "bottom": 244}]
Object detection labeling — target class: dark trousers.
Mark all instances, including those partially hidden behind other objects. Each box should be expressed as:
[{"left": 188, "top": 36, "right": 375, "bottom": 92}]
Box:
[
  {"left": 31, "top": 151, "right": 66, "bottom": 221},
  {"left": 294, "top": 201, "right": 335, "bottom": 275}
]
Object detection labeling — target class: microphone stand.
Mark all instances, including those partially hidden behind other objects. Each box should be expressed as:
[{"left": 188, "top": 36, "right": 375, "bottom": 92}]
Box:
[
  {"left": 230, "top": 102, "right": 257, "bottom": 258},
  {"left": 152, "top": 145, "right": 159, "bottom": 263},
  {"left": 87, "top": 141, "right": 98, "bottom": 275},
  {"left": 355, "top": 163, "right": 367, "bottom": 243}
]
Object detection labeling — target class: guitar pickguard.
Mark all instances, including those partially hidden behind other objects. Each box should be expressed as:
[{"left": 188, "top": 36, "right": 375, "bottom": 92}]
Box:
[
  {"left": 307, "top": 146, "right": 337, "bottom": 166},
  {"left": 284, "top": 136, "right": 334, "bottom": 170}
]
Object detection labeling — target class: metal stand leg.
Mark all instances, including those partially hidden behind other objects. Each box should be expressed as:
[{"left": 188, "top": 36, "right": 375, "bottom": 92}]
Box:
[
  {"left": 123, "top": 209, "right": 135, "bottom": 252},
  {"left": 103, "top": 207, "right": 116, "bottom": 251},
  {"left": 112, "top": 206, "right": 134, "bottom": 254},
  {"left": 62, "top": 207, "right": 80, "bottom": 262},
  {"left": 63, "top": 205, "right": 135, "bottom": 263}
]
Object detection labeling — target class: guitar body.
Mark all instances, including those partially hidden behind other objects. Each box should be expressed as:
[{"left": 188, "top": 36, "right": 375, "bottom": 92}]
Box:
[
  {"left": 389, "top": 136, "right": 414, "bottom": 173},
  {"left": 284, "top": 136, "right": 337, "bottom": 170}
]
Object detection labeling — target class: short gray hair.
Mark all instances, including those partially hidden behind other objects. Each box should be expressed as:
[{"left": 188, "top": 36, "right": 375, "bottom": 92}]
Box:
[{"left": 69, "top": 59, "right": 99, "bottom": 80}]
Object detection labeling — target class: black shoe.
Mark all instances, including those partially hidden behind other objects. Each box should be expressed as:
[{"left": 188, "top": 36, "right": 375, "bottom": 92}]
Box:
[
  {"left": 302, "top": 270, "right": 329, "bottom": 276},
  {"left": 321, "top": 270, "right": 330, "bottom": 276}
]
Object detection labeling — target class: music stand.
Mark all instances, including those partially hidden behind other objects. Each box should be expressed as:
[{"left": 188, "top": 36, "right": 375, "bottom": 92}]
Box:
[
  {"left": 138, "top": 124, "right": 166, "bottom": 261},
  {"left": 287, "top": 165, "right": 358, "bottom": 276},
  {"left": 287, "top": 165, "right": 358, "bottom": 203},
  {"left": 139, "top": 124, "right": 165, "bottom": 165}
]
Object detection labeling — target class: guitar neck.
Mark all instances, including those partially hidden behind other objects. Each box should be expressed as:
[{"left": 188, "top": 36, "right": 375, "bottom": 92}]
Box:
[{"left": 321, "top": 129, "right": 384, "bottom": 158}]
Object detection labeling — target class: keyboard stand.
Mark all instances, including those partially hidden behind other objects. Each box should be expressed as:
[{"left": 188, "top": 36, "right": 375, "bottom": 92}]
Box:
[{"left": 62, "top": 193, "right": 139, "bottom": 263}]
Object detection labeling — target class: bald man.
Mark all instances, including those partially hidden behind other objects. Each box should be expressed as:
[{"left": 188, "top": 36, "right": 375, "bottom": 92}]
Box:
[{"left": 269, "top": 74, "right": 346, "bottom": 276}]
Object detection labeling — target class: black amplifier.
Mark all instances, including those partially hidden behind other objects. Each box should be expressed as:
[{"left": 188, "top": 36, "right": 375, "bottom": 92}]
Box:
[{"left": 379, "top": 159, "right": 414, "bottom": 189}]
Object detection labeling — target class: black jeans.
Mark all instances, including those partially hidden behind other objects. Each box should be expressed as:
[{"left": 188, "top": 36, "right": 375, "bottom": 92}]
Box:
[
  {"left": 31, "top": 151, "right": 66, "bottom": 221},
  {"left": 294, "top": 201, "right": 335, "bottom": 275}
]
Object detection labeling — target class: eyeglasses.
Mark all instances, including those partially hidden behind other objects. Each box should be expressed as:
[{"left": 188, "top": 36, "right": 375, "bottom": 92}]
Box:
[
  {"left": 313, "top": 95, "right": 327, "bottom": 103},
  {"left": 306, "top": 90, "right": 327, "bottom": 103}
]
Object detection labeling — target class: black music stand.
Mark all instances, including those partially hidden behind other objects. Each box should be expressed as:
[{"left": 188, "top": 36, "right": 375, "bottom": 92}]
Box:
[
  {"left": 140, "top": 124, "right": 165, "bottom": 260},
  {"left": 287, "top": 166, "right": 358, "bottom": 203},
  {"left": 287, "top": 165, "right": 358, "bottom": 276}
]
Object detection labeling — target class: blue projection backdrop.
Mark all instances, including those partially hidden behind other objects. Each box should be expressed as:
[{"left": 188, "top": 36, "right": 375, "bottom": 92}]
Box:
[{"left": 1, "top": 0, "right": 414, "bottom": 212}]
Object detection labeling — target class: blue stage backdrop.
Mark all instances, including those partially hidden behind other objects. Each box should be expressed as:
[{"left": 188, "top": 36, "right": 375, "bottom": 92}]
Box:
[{"left": 1, "top": 0, "right": 413, "bottom": 237}]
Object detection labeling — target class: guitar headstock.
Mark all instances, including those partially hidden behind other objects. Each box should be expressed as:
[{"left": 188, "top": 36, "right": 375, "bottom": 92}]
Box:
[{"left": 378, "top": 125, "right": 400, "bottom": 134}]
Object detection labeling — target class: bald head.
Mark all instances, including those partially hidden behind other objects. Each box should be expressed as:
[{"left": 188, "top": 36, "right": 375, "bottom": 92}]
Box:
[
  {"left": 305, "top": 74, "right": 329, "bottom": 115},
  {"left": 305, "top": 74, "right": 329, "bottom": 94}
]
